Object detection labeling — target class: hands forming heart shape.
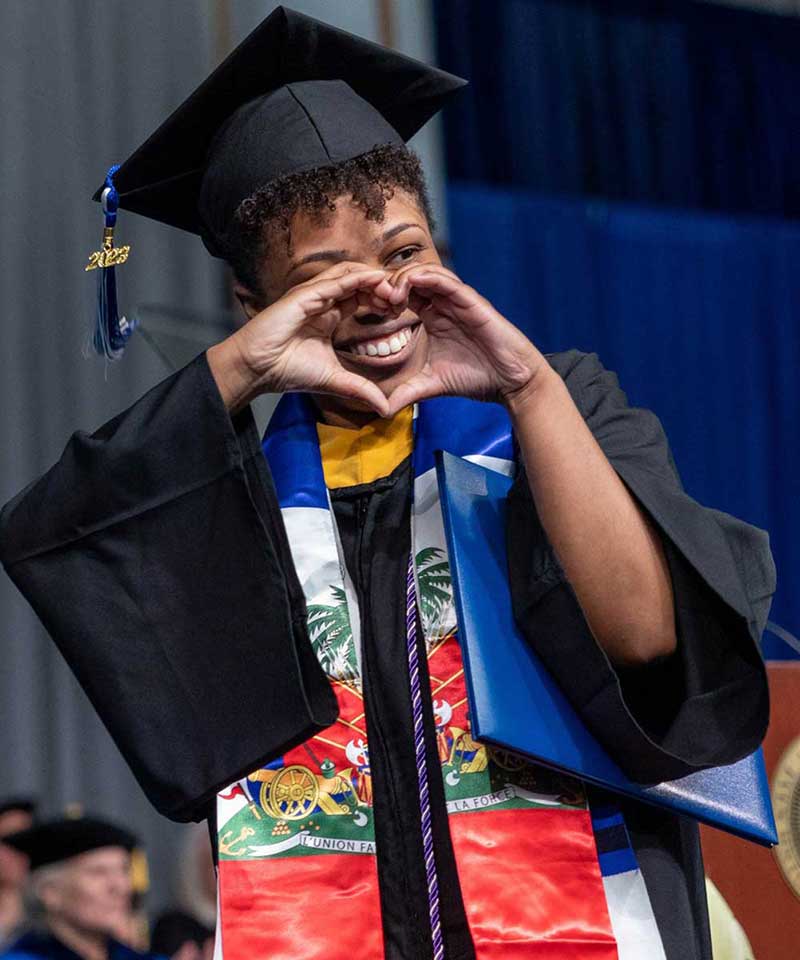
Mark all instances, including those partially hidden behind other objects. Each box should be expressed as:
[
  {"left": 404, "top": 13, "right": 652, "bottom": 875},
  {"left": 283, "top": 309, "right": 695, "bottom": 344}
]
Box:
[{"left": 230, "top": 260, "right": 547, "bottom": 418}]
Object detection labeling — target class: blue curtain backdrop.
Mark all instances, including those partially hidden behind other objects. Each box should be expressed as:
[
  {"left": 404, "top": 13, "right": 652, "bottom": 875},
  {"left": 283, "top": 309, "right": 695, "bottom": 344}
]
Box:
[
  {"left": 434, "top": 0, "right": 799, "bottom": 658},
  {"left": 434, "top": 0, "right": 800, "bottom": 220},
  {"left": 447, "top": 185, "right": 799, "bottom": 658}
]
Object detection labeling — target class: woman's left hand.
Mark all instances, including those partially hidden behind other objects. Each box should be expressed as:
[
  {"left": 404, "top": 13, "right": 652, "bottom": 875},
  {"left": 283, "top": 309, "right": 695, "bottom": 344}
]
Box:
[{"left": 384, "top": 264, "right": 548, "bottom": 415}]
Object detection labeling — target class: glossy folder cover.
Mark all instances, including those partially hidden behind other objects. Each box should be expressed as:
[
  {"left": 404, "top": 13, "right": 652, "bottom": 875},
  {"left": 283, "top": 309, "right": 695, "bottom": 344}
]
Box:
[{"left": 436, "top": 450, "right": 777, "bottom": 846}]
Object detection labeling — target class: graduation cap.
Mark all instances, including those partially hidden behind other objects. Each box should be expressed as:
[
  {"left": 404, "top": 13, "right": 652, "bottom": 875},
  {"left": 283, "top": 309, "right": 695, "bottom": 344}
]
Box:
[
  {"left": 86, "top": 6, "right": 466, "bottom": 359},
  {"left": 3, "top": 815, "right": 138, "bottom": 871}
]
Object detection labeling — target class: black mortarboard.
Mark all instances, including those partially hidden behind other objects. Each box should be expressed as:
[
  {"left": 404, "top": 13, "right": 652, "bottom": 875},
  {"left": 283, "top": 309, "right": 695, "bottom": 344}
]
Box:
[
  {"left": 95, "top": 5, "right": 467, "bottom": 258},
  {"left": 4, "top": 816, "right": 137, "bottom": 870},
  {"left": 0, "top": 797, "right": 36, "bottom": 819}
]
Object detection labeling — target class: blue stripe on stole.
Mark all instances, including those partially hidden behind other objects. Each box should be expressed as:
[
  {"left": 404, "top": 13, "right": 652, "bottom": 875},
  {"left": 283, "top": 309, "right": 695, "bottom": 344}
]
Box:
[
  {"left": 597, "top": 846, "right": 639, "bottom": 877},
  {"left": 262, "top": 393, "right": 328, "bottom": 509},
  {"left": 591, "top": 811, "right": 626, "bottom": 833},
  {"left": 591, "top": 804, "right": 639, "bottom": 877},
  {"left": 262, "top": 394, "right": 515, "bottom": 508},
  {"left": 412, "top": 397, "right": 514, "bottom": 476}
]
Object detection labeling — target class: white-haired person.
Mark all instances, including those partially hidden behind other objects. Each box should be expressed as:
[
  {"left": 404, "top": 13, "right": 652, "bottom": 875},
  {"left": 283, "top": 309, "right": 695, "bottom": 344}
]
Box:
[{"left": 1, "top": 818, "right": 161, "bottom": 960}]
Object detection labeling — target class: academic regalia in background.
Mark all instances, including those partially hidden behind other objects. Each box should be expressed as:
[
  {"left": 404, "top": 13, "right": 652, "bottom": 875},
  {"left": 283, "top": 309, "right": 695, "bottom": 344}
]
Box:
[
  {"left": 0, "top": 7, "right": 774, "bottom": 960},
  {"left": 1, "top": 818, "right": 161, "bottom": 960},
  {"left": 3, "top": 818, "right": 139, "bottom": 870},
  {"left": 0, "top": 932, "right": 160, "bottom": 960}
]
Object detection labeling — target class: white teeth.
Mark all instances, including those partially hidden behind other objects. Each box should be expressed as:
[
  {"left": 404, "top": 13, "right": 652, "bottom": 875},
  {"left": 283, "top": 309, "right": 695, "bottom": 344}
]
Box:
[{"left": 349, "top": 326, "right": 414, "bottom": 357}]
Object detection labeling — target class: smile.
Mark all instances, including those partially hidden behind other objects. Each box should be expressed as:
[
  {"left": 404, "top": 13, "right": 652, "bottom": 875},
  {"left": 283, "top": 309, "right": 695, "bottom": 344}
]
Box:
[{"left": 337, "top": 323, "right": 420, "bottom": 363}]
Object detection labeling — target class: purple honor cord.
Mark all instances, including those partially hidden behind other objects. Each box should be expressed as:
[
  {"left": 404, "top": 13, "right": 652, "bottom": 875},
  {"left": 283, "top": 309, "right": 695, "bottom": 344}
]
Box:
[{"left": 406, "top": 553, "right": 444, "bottom": 959}]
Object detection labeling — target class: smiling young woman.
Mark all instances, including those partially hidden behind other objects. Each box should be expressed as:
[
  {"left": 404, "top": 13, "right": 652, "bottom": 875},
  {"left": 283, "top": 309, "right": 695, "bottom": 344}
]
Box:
[
  {"left": 0, "top": 8, "right": 773, "bottom": 960},
  {"left": 209, "top": 181, "right": 444, "bottom": 425}
]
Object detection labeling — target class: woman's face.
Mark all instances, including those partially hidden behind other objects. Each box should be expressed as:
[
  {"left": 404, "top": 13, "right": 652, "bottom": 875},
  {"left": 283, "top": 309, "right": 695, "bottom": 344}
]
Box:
[{"left": 252, "top": 189, "right": 442, "bottom": 421}]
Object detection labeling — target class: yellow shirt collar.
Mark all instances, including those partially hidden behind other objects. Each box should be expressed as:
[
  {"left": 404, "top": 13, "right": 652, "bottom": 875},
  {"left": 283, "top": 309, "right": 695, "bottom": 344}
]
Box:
[{"left": 316, "top": 407, "right": 414, "bottom": 490}]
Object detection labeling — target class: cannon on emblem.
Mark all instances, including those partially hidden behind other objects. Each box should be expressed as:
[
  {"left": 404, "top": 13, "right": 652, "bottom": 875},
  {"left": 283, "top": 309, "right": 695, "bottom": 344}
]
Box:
[{"left": 248, "top": 763, "right": 359, "bottom": 821}]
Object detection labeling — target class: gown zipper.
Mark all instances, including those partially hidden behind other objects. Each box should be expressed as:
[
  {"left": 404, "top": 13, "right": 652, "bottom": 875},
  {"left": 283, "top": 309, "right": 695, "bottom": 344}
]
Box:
[
  {"left": 351, "top": 493, "right": 422, "bottom": 951},
  {"left": 339, "top": 478, "right": 451, "bottom": 959}
]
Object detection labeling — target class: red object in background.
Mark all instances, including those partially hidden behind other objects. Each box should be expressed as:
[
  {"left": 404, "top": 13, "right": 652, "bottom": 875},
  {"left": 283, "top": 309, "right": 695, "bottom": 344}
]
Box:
[{"left": 701, "top": 662, "right": 800, "bottom": 959}]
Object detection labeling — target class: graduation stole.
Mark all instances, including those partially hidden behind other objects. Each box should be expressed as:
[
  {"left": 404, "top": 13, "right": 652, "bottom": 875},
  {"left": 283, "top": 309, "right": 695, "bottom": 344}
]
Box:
[{"left": 214, "top": 394, "right": 665, "bottom": 960}]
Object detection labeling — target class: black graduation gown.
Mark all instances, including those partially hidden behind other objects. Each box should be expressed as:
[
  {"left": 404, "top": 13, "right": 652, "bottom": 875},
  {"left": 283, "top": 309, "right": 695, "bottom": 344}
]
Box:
[{"left": 0, "top": 350, "right": 773, "bottom": 960}]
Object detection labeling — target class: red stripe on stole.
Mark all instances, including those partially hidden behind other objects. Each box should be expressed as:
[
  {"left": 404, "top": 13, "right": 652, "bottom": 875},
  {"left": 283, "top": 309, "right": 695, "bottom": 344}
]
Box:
[
  {"left": 448, "top": 807, "right": 618, "bottom": 959},
  {"left": 219, "top": 855, "right": 384, "bottom": 959}
]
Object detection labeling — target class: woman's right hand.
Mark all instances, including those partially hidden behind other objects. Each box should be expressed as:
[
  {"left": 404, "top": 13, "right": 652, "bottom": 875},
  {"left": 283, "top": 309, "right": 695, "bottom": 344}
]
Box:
[{"left": 207, "top": 263, "right": 397, "bottom": 416}]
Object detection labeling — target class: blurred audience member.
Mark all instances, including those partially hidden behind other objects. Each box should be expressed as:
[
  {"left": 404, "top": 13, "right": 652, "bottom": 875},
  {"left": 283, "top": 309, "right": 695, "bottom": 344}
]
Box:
[
  {"left": 0, "top": 816, "right": 162, "bottom": 960},
  {"left": 150, "top": 913, "right": 211, "bottom": 960},
  {"left": 0, "top": 799, "right": 36, "bottom": 947}
]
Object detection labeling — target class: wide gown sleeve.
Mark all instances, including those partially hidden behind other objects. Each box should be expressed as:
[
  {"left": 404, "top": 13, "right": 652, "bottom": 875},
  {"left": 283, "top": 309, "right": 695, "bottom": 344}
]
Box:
[
  {"left": 507, "top": 350, "right": 773, "bottom": 783},
  {"left": 0, "top": 354, "right": 337, "bottom": 822}
]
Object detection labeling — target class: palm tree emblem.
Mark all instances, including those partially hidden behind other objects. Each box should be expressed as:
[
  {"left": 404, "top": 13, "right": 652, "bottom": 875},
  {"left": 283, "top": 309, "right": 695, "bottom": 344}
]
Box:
[
  {"left": 306, "top": 586, "right": 358, "bottom": 681},
  {"left": 415, "top": 547, "right": 453, "bottom": 642}
]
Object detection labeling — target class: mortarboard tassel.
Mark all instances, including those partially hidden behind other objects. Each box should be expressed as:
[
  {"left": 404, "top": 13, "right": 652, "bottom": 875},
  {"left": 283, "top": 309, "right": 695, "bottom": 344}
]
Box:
[
  {"left": 130, "top": 846, "right": 150, "bottom": 897},
  {"left": 85, "top": 165, "right": 136, "bottom": 360}
]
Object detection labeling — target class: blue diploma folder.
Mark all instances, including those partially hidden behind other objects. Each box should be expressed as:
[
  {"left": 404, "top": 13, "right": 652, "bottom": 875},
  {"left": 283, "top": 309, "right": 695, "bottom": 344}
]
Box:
[{"left": 436, "top": 451, "right": 777, "bottom": 846}]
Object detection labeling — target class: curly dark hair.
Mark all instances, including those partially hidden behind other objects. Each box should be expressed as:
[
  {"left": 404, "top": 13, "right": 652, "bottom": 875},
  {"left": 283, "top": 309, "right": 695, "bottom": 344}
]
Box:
[{"left": 223, "top": 143, "right": 434, "bottom": 301}]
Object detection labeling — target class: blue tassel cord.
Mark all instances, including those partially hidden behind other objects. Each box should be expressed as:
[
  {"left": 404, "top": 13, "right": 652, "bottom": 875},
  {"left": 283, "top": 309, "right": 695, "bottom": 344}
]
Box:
[{"left": 85, "top": 165, "right": 136, "bottom": 360}]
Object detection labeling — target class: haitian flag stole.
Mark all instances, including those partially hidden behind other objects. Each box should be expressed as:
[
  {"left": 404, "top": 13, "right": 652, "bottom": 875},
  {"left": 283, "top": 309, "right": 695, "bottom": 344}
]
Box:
[{"left": 214, "top": 395, "right": 665, "bottom": 960}]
